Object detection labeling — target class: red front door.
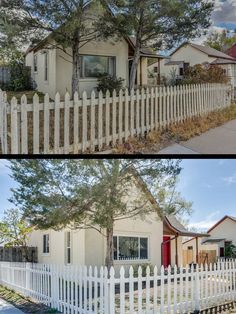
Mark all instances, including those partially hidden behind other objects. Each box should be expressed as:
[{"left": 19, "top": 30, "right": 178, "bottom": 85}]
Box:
[{"left": 163, "top": 236, "right": 171, "bottom": 268}]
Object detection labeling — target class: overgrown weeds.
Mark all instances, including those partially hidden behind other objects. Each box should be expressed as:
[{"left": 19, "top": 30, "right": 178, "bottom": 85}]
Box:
[{"left": 113, "top": 103, "right": 236, "bottom": 154}]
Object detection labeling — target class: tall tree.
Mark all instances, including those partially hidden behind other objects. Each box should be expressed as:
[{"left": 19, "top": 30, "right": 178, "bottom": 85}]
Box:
[
  {"left": 0, "top": 208, "right": 33, "bottom": 261},
  {"left": 100, "top": 0, "right": 214, "bottom": 90},
  {"left": 8, "top": 159, "right": 191, "bottom": 268},
  {"left": 0, "top": 0, "right": 105, "bottom": 95},
  {"left": 204, "top": 29, "right": 236, "bottom": 52}
]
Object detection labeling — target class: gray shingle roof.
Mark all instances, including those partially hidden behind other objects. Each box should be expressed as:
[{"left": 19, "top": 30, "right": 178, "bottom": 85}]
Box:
[
  {"left": 165, "top": 215, "right": 209, "bottom": 237},
  {"left": 190, "top": 43, "right": 235, "bottom": 60}
]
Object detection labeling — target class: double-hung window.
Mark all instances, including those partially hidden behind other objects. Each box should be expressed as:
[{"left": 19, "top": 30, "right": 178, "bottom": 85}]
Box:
[
  {"left": 79, "top": 55, "right": 116, "bottom": 78},
  {"left": 113, "top": 236, "right": 148, "bottom": 261},
  {"left": 65, "top": 231, "right": 71, "bottom": 264},
  {"left": 43, "top": 234, "right": 50, "bottom": 254},
  {"left": 44, "top": 51, "right": 49, "bottom": 81},
  {"left": 34, "top": 54, "right": 38, "bottom": 73}
]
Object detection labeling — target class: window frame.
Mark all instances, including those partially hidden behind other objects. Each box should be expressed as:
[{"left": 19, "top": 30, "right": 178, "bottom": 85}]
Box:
[
  {"left": 79, "top": 54, "right": 116, "bottom": 79},
  {"left": 44, "top": 51, "right": 49, "bottom": 82},
  {"left": 43, "top": 234, "right": 50, "bottom": 254},
  {"left": 33, "top": 54, "right": 38, "bottom": 73},
  {"left": 65, "top": 231, "right": 72, "bottom": 265},
  {"left": 113, "top": 235, "right": 149, "bottom": 262}
]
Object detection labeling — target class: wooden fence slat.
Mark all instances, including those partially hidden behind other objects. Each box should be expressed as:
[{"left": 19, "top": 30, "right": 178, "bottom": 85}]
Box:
[
  {"left": 33, "top": 94, "right": 40, "bottom": 154},
  {"left": 54, "top": 93, "right": 60, "bottom": 154},
  {"left": 82, "top": 91, "right": 88, "bottom": 153},
  {"left": 90, "top": 91, "right": 96, "bottom": 152},
  {"left": 98, "top": 91, "right": 103, "bottom": 150},
  {"left": 105, "top": 90, "right": 111, "bottom": 147},
  {"left": 44, "top": 94, "right": 50, "bottom": 154},
  {"left": 10, "top": 97, "right": 19, "bottom": 154},
  {"left": 21, "top": 95, "right": 28, "bottom": 154},
  {"left": 64, "top": 92, "right": 70, "bottom": 154}
]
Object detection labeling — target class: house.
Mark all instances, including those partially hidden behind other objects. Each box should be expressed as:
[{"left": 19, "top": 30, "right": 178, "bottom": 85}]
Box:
[
  {"left": 152, "top": 42, "right": 236, "bottom": 86},
  {"left": 227, "top": 43, "right": 236, "bottom": 59},
  {"left": 183, "top": 215, "right": 236, "bottom": 264},
  {"left": 27, "top": 173, "right": 205, "bottom": 271},
  {"left": 25, "top": 5, "right": 165, "bottom": 98}
]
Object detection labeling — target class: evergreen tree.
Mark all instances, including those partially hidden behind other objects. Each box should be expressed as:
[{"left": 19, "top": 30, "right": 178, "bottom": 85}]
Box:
[
  {"left": 8, "top": 159, "right": 191, "bottom": 268},
  {"left": 100, "top": 0, "right": 214, "bottom": 90},
  {"left": 0, "top": 0, "right": 105, "bottom": 95}
]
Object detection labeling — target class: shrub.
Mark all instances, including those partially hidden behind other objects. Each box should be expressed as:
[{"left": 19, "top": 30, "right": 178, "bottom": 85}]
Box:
[
  {"left": 97, "top": 74, "right": 125, "bottom": 94},
  {"left": 6, "top": 63, "right": 34, "bottom": 91},
  {"left": 181, "top": 64, "right": 230, "bottom": 85}
]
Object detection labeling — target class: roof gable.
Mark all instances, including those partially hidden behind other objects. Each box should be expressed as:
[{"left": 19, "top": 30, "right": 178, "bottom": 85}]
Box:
[
  {"left": 207, "top": 215, "right": 236, "bottom": 233},
  {"left": 171, "top": 42, "right": 236, "bottom": 61}
]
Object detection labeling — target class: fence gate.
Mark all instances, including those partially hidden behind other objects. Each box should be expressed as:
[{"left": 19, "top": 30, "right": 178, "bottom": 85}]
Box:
[{"left": 0, "top": 90, "right": 7, "bottom": 154}]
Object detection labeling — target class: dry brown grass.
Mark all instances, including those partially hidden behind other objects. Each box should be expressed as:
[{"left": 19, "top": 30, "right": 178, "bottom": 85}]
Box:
[
  {"left": 113, "top": 103, "right": 236, "bottom": 154},
  {"left": 6, "top": 90, "right": 45, "bottom": 103}
]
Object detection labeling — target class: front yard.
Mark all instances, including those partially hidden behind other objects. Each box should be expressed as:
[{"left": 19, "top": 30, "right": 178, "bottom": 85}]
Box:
[
  {"left": 5, "top": 90, "right": 45, "bottom": 103},
  {"left": 0, "top": 285, "right": 60, "bottom": 314}
]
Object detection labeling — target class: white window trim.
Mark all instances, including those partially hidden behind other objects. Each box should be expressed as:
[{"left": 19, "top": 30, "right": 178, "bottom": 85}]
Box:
[
  {"left": 79, "top": 54, "right": 116, "bottom": 79},
  {"left": 43, "top": 51, "right": 49, "bottom": 83},
  {"left": 42, "top": 234, "right": 50, "bottom": 256},
  {"left": 65, "top": 231, "right": 72, "bottom": 265},
  {"left": 113, "top": 234, "right": 149, "bottom": 263},
  {"left": 33, "top": 54, "right": 38, "bottom": 74}
]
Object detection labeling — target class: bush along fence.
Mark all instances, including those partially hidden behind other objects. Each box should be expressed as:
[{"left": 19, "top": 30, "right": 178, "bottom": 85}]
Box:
[
  {"left": 0, "top": 83, "right": 234, "bottom": 154},
  {"left": 0, "top": 261, "right": 236, "bottom": 314}
]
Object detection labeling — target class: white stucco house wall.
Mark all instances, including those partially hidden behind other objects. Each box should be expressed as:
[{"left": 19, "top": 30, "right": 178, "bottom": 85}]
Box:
[
  {"left": 25, "top": 5, "right": 165, "bottom": 98},
  {"left": 27, "top": 173, "right": 203, "bottom": 271},
  {"left": 183, "top": 215, "right": 236, "bottom": 262},
  {"left": 150, "top": 43, "right": 236, "bottom": 86}
]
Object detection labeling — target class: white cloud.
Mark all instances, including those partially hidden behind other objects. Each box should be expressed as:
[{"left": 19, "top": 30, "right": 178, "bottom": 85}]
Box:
[
  {"left": 222, "top": 174, "right": 236, "bottom": 185},
  {"left": 188, "top": 211, "right": 221, "bottom": 231}
]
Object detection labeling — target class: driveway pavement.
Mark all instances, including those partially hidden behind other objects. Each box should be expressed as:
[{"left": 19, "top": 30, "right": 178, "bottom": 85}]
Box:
[
  {"left": 0, "top": 298, "right": 24, "bottom": 314},
  {"left": 158, "top": 119, "right": 236, "bottom": 155}
]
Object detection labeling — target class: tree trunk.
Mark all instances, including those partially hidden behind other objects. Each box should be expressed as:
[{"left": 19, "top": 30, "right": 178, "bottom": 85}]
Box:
[
  {"left": 129, "top": 45, "right": 141, "bottom": 91},
  {"left": 105, "top": 226, "right": 114, "bottom": 270},
  {"left": 72, "top": 37, "right": 80, "bottom": 96}
]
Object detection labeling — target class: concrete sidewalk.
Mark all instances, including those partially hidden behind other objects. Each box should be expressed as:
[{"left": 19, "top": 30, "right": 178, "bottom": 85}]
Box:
[
  {"left": 158, "top": 119, "right": 236, "bottom": 155},
  {"left": 0, "top": 298, "right": 24, "bottom": 314}
]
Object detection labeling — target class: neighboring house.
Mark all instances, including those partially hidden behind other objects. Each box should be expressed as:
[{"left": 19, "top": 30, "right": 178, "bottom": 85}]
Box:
[
  {"left": 25, "top": 6, "right": 164, "bottom": 98},
  {"left": 183, "top": 215, "right": 236, "bottom": 264},
  {"left": 227, "top": 43, "right": 236, "bottom": 59},
  {"left": 154, "top": 42, "right": 236, "bottom": 86},
  {"left": 27, "top": 174, "right": 205, "bottom": 270}
]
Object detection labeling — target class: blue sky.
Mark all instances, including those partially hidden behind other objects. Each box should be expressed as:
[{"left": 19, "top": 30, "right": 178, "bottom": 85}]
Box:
[{"left": 0, "top": 159, "right": 236, "bottom": 232}]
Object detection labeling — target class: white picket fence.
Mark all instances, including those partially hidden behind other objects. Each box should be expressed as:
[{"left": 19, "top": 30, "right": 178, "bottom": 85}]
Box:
[
  {"left": 0, "top": 83, "right": 234, "bottom": 154},
  {"left": 0, "top": 261, "right": 236, "bottom": 313}
]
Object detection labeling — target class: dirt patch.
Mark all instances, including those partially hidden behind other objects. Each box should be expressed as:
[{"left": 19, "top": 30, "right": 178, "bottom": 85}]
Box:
[
  {"left": 0, "top": 285, "right": 60, "bottom": 314},
  {"left": 113, "top": 103, "right": 236, "bottom": 154}
]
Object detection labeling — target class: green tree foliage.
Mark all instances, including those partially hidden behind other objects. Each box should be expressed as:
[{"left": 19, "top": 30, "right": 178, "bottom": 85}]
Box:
[
  {"left": 225, "top": 243, "right": 236, "bottom": 258},
  {"left": 0, "top": 0, "right": 106, "bottom": 95},
  {"left": 100, "top": 0, "right": 214, "bottom": 90},
  {"left": 0, "top": 208, "right": 33, "bottom": 261},
  {"left": 8, "top": 159, "right": 191, "bottom": 267},
  {"left": 181, "top": 64, "right": 230, "bottom": 85},
  {"left": 204, "top": 30, "right": 236, "bottom": 52}
]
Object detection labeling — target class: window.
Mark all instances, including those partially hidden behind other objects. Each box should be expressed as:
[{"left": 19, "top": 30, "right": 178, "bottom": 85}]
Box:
[
  {"left": 43, "top": 234, "right": 49, "bottom": 254},
  {"left": 44, "top": 52, "right": 49, "bottom": 81},
  {"left": 34, "top": 55, "right": 38, "bottom": 72},
  {"left": 65, "top": 231, "right": 71, "bottom": 264},
  {"left": 154, "top": 66, "right": 158, "bottom": 73},
  {"left": 179, "top": 67, "right": 184, "bottom": 76},
  {"left": 79, "top": 55, "right": 116, "bottom": 78},
  {"left": 113, "top": 236, "right": 148, "bottom": 261}
]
